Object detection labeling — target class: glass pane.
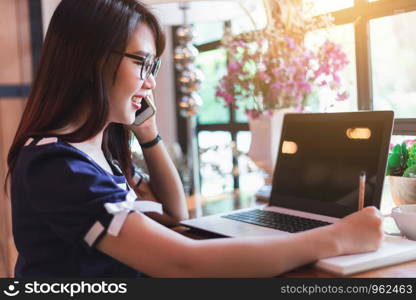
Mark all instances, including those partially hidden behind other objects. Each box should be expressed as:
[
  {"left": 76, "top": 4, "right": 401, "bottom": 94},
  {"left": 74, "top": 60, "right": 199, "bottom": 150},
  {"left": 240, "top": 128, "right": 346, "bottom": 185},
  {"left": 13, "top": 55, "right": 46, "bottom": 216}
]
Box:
[
  {"left": 236, "top": 131, "right": 265, "bottom": 194},
  {"left": 236, "top": 131, "right": 251, "bottom": 153},
  {"left": 193, "top": 21, "right": 224, "bottom": 45},
  {"left": 371, "top": 11, "right": 416, "bottom": 118},
  {"left": 198, "top": 131, "right": 234, "bottom": 196},
  {"left": 196, "top": 48, "right": 230, "bottom": 124},
  {"left": 235, "top": 106, "right": 248, "bottom": 123},
  {"left": 304, "top": 0, "right": 353, "bottom": 15},
  {"left": 305, "top": 23, "right": 357, "bottom": 112},
  {"left": 231, "top": 0, "right": 267, "bottom": 35}
]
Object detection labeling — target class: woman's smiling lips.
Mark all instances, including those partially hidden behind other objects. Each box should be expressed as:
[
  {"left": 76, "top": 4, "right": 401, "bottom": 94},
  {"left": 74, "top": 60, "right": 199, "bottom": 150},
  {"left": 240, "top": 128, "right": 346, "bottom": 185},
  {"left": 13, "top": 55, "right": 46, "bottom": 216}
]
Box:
[{"left": 131, "top": 95, "right": 143, "bottom": 110}]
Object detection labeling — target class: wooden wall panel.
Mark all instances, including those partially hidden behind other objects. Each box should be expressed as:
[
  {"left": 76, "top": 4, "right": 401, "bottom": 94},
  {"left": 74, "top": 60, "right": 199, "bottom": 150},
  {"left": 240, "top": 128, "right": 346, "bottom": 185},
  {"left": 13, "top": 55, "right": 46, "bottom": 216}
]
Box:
[
  {"left": 0, "top": 0, "right": 31, "bottom": 277},
  {"left": 0, "top": 99, "right": 26, "bottom": 277},
  {"left": 0, "top": 0, "right": 32, "bottom": 85},
  {"left": 16, "top": 0, "right": 32, "bottom": 84}
]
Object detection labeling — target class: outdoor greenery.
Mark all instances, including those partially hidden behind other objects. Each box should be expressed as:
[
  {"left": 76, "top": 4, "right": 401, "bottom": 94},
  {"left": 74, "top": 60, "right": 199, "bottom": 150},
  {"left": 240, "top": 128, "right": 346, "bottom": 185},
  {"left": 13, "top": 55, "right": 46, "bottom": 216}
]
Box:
[
  {"left": 195, "top": 48, "right": 229, "bottom": 124},
  {"left": 386, "top": 141, "right": 416, "bottom": 177}
]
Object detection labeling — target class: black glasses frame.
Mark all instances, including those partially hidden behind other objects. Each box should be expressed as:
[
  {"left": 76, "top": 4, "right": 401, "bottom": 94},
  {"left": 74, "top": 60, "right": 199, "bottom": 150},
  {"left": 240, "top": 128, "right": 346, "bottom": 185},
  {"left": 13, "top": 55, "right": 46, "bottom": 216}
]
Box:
[{"left": 113, "top": 51, "right": 161, "bottom": 80}]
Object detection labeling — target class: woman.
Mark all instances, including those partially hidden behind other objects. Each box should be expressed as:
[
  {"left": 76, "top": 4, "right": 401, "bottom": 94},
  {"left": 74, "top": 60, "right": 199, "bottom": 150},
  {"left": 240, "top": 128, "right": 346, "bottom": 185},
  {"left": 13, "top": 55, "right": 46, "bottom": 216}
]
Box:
[{"left": 6, "top": 0, "right": 383, "bottom": 278}]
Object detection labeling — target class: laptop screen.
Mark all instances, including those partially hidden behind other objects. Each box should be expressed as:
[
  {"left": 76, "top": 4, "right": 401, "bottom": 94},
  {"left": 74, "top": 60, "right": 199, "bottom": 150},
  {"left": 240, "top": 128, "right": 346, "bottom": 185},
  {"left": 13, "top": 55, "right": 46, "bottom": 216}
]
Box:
[{"left": 270, "top": 111, "right": 394, "bottom": 218}]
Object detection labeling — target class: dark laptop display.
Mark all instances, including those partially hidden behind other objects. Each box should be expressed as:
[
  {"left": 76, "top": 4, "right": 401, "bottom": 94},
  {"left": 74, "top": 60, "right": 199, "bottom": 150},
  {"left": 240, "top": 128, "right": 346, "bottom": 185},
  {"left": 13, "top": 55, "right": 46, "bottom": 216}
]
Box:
[{"left": 270, "top": 111, "right": 394, "bottom": 218}]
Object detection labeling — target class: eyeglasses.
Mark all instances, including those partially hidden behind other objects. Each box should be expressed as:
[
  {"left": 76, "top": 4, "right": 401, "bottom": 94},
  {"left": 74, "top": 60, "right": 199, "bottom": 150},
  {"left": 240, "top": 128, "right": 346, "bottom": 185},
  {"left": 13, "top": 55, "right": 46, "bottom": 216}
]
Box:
[{"left": 113, "top": 51, "right": 161, "bottom": 80}]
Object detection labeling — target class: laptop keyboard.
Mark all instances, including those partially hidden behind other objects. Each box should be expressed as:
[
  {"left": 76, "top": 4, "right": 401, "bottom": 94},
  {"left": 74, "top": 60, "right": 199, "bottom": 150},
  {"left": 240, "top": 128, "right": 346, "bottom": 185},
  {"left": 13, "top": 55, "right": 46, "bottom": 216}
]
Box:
[{"left": 222, "top": 209, "right": 331, "bottom": 233}]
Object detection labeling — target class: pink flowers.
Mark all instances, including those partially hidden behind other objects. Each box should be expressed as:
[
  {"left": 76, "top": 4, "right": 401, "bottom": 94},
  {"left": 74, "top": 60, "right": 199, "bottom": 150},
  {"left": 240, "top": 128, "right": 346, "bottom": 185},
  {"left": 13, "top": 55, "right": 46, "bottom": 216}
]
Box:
[
  {"left": 228, "top": 61, "right": 242, "bottom": 72},
  {"left": 313, "top": 40, "right": 349, "bottom": 87},
  {"left": 336, "top": 91, "right": 349, "bottom": 101},
  {"left": 216, "top": 36, "right": 350, "bottom": 117}
]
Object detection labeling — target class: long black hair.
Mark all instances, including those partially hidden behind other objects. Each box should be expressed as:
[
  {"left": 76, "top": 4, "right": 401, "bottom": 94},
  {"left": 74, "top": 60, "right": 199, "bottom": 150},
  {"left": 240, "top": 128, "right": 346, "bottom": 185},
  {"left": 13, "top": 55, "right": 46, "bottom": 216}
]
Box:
[{"left": 6, "top": 0, "right": 165, "bottom": 189}]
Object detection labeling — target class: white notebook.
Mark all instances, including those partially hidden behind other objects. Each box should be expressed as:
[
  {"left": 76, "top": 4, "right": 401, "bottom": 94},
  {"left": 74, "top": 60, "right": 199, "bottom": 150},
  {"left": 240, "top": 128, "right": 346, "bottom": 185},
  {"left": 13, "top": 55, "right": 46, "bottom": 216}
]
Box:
[{"left": 315, "top": 236, "right": 416, "bottom": 275}]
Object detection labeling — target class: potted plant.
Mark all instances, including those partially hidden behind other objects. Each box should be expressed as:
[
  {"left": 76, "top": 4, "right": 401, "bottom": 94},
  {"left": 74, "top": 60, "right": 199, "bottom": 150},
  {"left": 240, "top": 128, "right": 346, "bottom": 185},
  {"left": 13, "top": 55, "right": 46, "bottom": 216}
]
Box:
[
  {"left": 215, "top": 0, "right": 350, "bottom": 176},
  {"left": 386, "top": 140, "right": 416, "bottom": 205}
]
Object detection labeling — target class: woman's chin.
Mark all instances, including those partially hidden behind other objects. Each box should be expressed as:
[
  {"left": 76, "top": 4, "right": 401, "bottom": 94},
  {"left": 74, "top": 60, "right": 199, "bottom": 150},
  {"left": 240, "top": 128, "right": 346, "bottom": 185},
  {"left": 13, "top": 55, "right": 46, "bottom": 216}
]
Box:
[
  {"left": 128, "top": 117, "right": 136, "bottom": 125},
  {"left": 127, "top": 112, "right": 136, "bottom": 124},
  {"left": 110, "top": 112, "right": 136, "bottom": 125},
  {"left": 119, "top": 116, "right": 136, "bottom": 126}
]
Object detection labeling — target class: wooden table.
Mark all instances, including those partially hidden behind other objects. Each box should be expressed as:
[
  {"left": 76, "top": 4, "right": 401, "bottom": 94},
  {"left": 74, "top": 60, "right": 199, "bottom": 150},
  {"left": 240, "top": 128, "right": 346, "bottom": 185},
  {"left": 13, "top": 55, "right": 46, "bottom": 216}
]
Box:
[{"left": 177, "top": 191, "right": 416, "bottom": 278}]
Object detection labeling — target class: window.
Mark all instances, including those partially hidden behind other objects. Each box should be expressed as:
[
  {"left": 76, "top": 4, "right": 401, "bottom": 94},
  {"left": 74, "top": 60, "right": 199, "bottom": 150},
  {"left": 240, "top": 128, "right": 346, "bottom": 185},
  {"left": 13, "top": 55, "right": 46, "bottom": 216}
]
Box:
[
  {"left": 174, "top": 0, "right": 416, "bottom": 196},
  {"left": 237, "top": 131, "right": 265, "bottom": 194},
  {"left": 370, "top": 11, "right": 416, "bottom": 117},
  {"left": 195, "top": 48, "right": 229, "bottom": 124},
  {"left": 305, "top": 23, "right": 357, "bottom": 112},
  {"left": 193, "top": 21, "right": 224, "bottom": 46},
  {"left": 198, "top": 131, "right": 234, "bottom": 196},
  {"left": 193, "top": 22, "right": 264, "bottom": 197},
  {"left": 304, "top": 0, "right": 354, "bottom": 15}
]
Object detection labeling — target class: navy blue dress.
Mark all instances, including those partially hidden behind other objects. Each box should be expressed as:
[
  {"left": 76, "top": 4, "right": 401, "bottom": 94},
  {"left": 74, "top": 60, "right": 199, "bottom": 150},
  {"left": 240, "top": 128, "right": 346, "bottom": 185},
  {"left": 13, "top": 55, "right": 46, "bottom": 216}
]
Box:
[{"left": 11, "top": 137, "right": 142, "bottom": 277}]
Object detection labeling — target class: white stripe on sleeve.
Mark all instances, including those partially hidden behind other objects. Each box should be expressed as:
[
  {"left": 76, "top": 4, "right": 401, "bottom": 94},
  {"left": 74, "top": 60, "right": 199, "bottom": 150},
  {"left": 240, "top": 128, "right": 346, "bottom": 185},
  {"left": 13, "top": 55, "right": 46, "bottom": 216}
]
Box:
[{"left": 84, "top": 221, "right": 105, "bottom": 247}]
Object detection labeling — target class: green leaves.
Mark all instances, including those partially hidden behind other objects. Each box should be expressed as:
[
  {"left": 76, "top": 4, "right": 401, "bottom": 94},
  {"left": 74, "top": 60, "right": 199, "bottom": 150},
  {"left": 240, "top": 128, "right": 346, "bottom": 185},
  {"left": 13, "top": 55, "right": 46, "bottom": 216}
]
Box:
[
  {"left": 386, "top": 141, "right": 414, "bottom": 176},
  {"left": 403, "top": 165, "right": 416, "bottom": 178},
  {"left": 387, "top": 152, "right": 400, "bottom": 169},
  {"left": 407, "top": 143, "right": 416, "bottom": 168}
]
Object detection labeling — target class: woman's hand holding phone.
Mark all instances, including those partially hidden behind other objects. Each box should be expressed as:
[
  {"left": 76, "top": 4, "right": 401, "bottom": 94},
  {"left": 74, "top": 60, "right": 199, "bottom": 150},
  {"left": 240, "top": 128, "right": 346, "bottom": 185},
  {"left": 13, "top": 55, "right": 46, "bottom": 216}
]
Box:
[
  {"left": 133, "top": 93, "right": 156, "bottom": 126},
  {"left": 130, "top": 93, "right": 159, "bottom": 143}
]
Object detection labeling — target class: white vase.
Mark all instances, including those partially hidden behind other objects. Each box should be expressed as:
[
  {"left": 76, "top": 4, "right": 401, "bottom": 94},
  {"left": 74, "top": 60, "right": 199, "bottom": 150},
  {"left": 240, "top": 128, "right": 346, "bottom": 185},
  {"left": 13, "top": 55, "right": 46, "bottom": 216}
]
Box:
[{"left": 247, "top": 109, "right": 293, "bottom": 179}]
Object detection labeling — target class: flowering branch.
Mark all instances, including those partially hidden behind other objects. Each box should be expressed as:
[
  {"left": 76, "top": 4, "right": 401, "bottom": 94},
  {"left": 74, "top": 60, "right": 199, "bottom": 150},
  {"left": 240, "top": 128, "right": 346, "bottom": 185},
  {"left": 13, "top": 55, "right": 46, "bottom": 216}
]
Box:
[{"left": 216, "top": 0, "right": 350, "bottom": 117}]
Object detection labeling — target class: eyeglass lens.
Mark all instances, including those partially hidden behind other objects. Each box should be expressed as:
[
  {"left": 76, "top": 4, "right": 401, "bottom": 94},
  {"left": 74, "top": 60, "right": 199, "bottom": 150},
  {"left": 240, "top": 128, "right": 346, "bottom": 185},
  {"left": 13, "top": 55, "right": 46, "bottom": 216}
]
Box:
[{"left": 141, "top": 55, "right": 161, "bottom": 80}]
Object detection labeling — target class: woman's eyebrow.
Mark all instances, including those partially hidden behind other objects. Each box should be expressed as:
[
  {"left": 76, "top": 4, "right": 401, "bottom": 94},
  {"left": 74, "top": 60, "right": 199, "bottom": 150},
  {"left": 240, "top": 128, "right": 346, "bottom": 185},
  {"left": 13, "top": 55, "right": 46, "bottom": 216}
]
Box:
[{"left": 131, "top": 50, "right": 154, "bottom": 57}]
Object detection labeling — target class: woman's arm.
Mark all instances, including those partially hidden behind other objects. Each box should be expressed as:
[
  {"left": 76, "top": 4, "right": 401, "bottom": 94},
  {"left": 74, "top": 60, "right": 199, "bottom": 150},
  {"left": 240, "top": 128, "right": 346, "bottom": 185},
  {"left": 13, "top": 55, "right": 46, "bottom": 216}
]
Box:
[
  {"left": 130, "top": 97, "right": 188, "bottom": 225},
  {"left": 96, "top": 206, "right": 383, "bottom": 277},
  {"left": 133, "top": 176, "right": 186, "bottom": 226}
]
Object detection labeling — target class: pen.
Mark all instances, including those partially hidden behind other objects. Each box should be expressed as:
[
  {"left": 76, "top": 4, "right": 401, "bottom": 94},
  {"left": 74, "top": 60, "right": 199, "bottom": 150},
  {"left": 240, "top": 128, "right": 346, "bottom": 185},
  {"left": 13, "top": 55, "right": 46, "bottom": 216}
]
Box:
[{"left": 358, "top": 171, "right": 366, "bottom": 211}]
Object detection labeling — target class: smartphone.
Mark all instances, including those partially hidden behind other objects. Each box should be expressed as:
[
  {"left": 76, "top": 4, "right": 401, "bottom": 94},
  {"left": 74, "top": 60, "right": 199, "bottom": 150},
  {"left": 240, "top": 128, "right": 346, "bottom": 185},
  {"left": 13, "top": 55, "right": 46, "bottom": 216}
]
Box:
[{"left": 133, "top": 96, "right": 156, "bottom": 126}]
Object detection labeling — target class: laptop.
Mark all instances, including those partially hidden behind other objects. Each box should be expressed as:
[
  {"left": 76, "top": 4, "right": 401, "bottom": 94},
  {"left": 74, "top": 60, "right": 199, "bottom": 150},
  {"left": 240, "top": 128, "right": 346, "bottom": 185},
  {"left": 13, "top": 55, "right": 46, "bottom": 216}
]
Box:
[{"left": 181, "top": 111, "right": 394, "bottom": 238}]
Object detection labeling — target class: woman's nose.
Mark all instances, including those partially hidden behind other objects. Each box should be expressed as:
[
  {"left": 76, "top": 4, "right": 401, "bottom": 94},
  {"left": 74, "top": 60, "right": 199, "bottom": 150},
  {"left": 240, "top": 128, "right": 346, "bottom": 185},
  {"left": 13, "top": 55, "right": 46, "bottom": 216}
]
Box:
[{"left": 142, "top": 74, "right": 156, "bottom": 90}]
